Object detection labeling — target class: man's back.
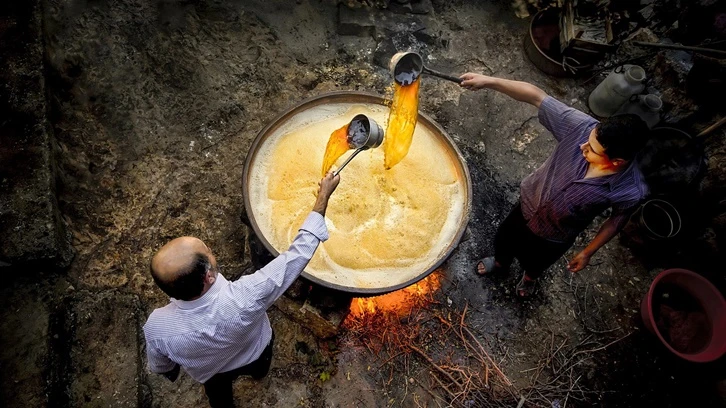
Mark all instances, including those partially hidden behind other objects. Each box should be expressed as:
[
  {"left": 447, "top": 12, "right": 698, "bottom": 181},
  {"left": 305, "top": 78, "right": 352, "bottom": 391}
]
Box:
[{"left": 144, "top": 273, "right": 272, "bottom": 384}]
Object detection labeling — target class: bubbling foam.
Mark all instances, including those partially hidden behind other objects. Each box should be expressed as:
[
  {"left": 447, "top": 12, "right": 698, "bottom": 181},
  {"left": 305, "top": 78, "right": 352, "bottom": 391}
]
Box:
[{"left": 247, "top": 103, "right": 467, "bottom": 290}]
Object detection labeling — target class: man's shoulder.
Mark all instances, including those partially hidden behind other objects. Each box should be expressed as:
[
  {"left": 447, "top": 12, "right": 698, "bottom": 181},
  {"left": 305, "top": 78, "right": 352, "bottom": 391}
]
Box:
[
  {"left": 539, "top": 96, "right": 598, "bottom": 142},
  {"left": 143, "top": 304, "right": 177, "bottom": 338},
  {"left": 613, "top": 164, "right": 649, "bottom": 202}
]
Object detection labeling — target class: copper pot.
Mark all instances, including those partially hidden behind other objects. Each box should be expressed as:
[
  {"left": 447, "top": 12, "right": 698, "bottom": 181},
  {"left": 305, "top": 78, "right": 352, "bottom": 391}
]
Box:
[{"left": 242, "top": 91, "right": 472, "bottom": 295}]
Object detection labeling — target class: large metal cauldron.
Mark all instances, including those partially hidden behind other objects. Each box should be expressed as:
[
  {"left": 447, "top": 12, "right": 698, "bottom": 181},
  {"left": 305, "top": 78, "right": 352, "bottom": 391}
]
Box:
[{"left": 242, "top": 92, "right": 471, "bottom": 295}]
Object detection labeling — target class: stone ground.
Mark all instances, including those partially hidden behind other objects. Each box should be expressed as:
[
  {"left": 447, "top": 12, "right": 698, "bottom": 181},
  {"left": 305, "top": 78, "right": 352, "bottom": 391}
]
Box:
[{"left": 1, "top": 0, "right": 725, "bottom": 407}]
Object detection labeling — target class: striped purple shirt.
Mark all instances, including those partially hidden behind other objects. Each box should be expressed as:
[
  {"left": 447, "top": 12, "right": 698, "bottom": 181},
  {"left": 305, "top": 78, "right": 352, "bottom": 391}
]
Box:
[
  {"left": 520, "top": 96, "right": 647, "bottom": 243},
  {"left": 143, "top": 212, "right": 328, "bottom": 383}
]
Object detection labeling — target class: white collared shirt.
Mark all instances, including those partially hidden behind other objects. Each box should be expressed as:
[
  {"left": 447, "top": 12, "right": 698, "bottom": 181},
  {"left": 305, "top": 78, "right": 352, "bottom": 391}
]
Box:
[{"left": 143, "top": 212, "right": 328, "bottom": 383}]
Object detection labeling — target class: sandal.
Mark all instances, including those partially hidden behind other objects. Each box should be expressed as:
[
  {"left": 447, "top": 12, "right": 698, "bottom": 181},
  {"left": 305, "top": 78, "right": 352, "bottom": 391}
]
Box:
[
  {"left": 475, "top": 256, "right": 500, "bottom": 276},
  {"left": 516, "top": 275, "right": 536, "bottom": 297}
]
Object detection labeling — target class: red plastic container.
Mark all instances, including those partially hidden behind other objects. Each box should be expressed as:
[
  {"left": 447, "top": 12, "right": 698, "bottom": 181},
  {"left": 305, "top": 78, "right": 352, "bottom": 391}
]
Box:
[{"left": 641, "top": 268, "right": 726, "bottom": 362}]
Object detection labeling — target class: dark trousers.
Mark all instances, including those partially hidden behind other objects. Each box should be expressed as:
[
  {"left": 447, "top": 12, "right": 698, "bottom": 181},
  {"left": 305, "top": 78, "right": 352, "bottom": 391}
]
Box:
[
  {"left": 203, "top": 332, "right": 275, "bottom": 408},
  {"left": 494, "top": 202, "right": 573, "bottom": 280}
]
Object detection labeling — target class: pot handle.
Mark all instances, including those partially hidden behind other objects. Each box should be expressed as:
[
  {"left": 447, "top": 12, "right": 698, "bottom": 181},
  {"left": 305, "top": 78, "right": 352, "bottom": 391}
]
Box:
[{"left": 562, "top": 56, "right": 582, "bottom": 75}]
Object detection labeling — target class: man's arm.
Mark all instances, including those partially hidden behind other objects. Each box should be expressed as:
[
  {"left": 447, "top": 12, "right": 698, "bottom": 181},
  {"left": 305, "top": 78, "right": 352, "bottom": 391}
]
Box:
[
  {"left": 145, "top": 341, "right": 180, "bottom": 382},
  {"left": 232, "top": 173, "right": 340, "bottom": 307},
  {"left": 568, "top": 198, "right": 641, "bottom": 272},
  {"left": 459, "top": 73, "right": 548, "bottom": 108},
  {"left": 567, "top": 217, "right": 620, "bottom": 272},
  {"left": 312, "top": 172, "right": 339, "bottom": 216}
]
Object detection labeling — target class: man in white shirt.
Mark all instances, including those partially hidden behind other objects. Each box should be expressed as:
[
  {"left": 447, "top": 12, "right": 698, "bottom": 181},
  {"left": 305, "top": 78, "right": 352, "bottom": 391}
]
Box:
[{"left": 143, "top": 172, "right": 340, "bottom": 407}]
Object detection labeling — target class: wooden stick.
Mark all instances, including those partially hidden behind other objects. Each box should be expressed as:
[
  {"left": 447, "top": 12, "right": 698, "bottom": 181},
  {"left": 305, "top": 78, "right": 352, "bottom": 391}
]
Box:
[
  {"left": 374, "top": 351, "right": 405, "bottom": 372},
  {"left": 462, "top": 326, "right": 513, "bottom": 386},
  {"left": 633, "top": 41, "right": 726, "bottom": 56},
  {"left": 409, "top": 345, "right": 462, "bottom": 387},
  {"left": 570, "top": 332, "right": 632, "bottom": 359},
  {"left": 429, "top": 369, "right": 459, "bottom": 400},
  {"left": 460, "top": 303, "right": 468, "bottom": 327},
  {"left": 697, "top": 116, "right": 726, "bottom": 138}
]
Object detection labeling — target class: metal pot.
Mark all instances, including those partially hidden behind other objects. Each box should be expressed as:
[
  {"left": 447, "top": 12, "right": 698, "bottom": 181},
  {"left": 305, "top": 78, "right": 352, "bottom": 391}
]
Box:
[
  {"left": 638, "top": 117, "right": 726, "bottom": 194},
  {"left": 523, "top": 8, "right": 591, "bottom": 77},
  {"left": 242, "top": 91, "right": 472, "bottom": 295},
  {"left": 637, "top": 127, "right": 704, "bottom": 194},
  {"left": 638, "top": 199, "right": 682, "bottom": 240}
]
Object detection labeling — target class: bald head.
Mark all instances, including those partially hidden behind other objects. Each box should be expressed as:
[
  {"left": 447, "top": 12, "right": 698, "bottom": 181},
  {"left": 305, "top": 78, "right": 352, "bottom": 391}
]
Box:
[{"left": 150, "top": 237, "right": 217, "bottom": 301}]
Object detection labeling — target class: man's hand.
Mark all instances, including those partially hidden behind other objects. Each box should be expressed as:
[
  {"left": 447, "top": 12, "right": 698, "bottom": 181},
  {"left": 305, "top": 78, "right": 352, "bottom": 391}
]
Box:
[
  {"left": 161, "top": 364, "right": 180, "bottom": 382},
  {"left": 313, "top": 172, "right": 340, "bottom": 216},
  {"left": 318, "top": 172, "right": 340, "bottom": 200},
  {"left": 459, "top": 73, "right": 495, "bottom": 91},
  {"left": 567, "top": 251, "right": 591, "bottom": 273}
]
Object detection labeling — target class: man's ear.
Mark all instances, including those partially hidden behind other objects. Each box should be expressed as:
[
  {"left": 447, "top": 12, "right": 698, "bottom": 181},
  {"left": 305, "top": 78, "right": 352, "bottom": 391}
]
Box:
[
  {"left": 611, "top": 158, "right": 627, "bottom": 168},
  {"left": 205, "top": 268, "right": 216, "bottom": 284}
]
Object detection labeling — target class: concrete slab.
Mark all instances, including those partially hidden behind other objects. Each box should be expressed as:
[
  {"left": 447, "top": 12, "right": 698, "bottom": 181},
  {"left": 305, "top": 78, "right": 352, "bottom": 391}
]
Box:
[
  {"left": 0, "top": 0, "right": 72, "bottom": 268},
  {"left": 52, "top": 291, "right": 142, "bottom": 407},
  {"left": 0, "top": 279, "right": 52, "bottom": 408}
]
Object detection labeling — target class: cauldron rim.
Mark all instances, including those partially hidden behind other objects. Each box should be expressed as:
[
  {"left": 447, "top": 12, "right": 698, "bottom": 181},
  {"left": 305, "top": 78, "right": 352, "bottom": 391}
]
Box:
[{"left": 242, "top": 91, "right": 472, "bottom": 296}]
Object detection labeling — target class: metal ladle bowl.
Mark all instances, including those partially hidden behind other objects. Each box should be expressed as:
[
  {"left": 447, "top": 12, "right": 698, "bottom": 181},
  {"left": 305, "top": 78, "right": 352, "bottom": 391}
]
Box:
[
  {"left": 332, "top": 114, "right": 384, "bottom": 176},
  {"left": 390, "top": 51, "right": 463, "bottom": 86}
]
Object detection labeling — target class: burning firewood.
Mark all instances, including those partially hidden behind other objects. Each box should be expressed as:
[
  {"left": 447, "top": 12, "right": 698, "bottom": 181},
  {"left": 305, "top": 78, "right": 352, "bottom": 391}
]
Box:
[{"left": 341, "top": 273, "right": 520, "bottom": 407}]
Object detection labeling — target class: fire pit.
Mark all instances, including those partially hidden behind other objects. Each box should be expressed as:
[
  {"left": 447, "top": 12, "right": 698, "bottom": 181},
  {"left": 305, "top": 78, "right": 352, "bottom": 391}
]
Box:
[{"left": 243, "top": 92, "right": 471, "bottom": 295}]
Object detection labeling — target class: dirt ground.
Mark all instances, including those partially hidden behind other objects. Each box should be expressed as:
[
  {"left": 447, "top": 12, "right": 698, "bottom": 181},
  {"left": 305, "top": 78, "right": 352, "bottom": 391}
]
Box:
[{"left": 1, "top": 0, "right": 725, "bottom": 407}]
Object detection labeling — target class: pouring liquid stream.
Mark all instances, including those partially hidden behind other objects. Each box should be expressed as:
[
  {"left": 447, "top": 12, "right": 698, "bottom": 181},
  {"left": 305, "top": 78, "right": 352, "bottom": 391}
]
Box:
[
  {"left": 322, "top": 75, "right": 421, "bottom": 174},
  {"left": 384, "top": 77, "right": 420, "bottom": 170},
  {"left": 321, "top": 124, "right": 350, "bottom": 176}
]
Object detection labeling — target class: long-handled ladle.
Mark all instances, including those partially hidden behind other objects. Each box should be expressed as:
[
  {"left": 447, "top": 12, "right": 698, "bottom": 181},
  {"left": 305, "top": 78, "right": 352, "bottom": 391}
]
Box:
[
  {"left": 390, "top": 51, "right": 463, "bottom": 86},
  {"left": 332, "top": 114, "right": 384, "bottom": 176}
]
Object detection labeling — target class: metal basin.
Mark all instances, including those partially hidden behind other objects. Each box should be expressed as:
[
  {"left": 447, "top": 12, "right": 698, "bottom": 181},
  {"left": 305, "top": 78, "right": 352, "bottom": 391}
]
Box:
[
  {"left": 242, "top": 91, "right": 471, "bottom": 295},
  {"left": 523, "top": 8, "right": 591, "bottom": 77}
]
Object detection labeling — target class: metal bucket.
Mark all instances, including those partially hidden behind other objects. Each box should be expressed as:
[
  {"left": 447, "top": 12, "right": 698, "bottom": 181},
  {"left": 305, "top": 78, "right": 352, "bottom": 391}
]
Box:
[
  {"left": 523, "top": 8, "right": 591, "bottom": 77},
  {"left": 638, "top": 199, "right": 682, "bottom": 240},
  {"left": 242, "top": 91, "right": 472, "bottom": 295}
]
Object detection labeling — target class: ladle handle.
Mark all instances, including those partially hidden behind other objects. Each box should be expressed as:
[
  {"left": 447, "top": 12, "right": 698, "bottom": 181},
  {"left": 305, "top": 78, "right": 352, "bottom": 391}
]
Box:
[
  {"left": 423, "top": 67, "right": 463, "bottom": 84},
  {"left": 332, "top": 148, "right": 365, "bottom": 177}
]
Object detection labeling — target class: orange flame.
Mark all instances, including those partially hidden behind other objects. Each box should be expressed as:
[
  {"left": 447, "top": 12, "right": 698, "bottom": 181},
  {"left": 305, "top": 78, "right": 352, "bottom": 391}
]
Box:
[{"left": 347, "top": 272, "right": 441, "bottom": 319}]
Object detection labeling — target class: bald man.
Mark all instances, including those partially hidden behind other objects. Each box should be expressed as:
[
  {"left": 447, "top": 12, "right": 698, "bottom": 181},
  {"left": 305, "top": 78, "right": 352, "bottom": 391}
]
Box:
[{"left": 143, "top": 173, "right": 340, "bottom": 408}]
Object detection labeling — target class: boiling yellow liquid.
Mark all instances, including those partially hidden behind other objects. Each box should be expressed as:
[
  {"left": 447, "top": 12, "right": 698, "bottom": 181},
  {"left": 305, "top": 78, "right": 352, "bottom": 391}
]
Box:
[
  {"left": 249, "top": 104, "right": 465, "bottom": 289},
  {"left": 384, "top": 78, "right": 420, "bottom": 169}
]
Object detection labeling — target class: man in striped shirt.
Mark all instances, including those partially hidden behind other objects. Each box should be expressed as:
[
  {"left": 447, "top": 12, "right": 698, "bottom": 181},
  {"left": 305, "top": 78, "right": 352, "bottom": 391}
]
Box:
[
  {"left": 460, "top": 73, "right": 649, "bottom": 297},
  {"left": 143, "top": 172, "right": 340, "bottom": 407}
]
